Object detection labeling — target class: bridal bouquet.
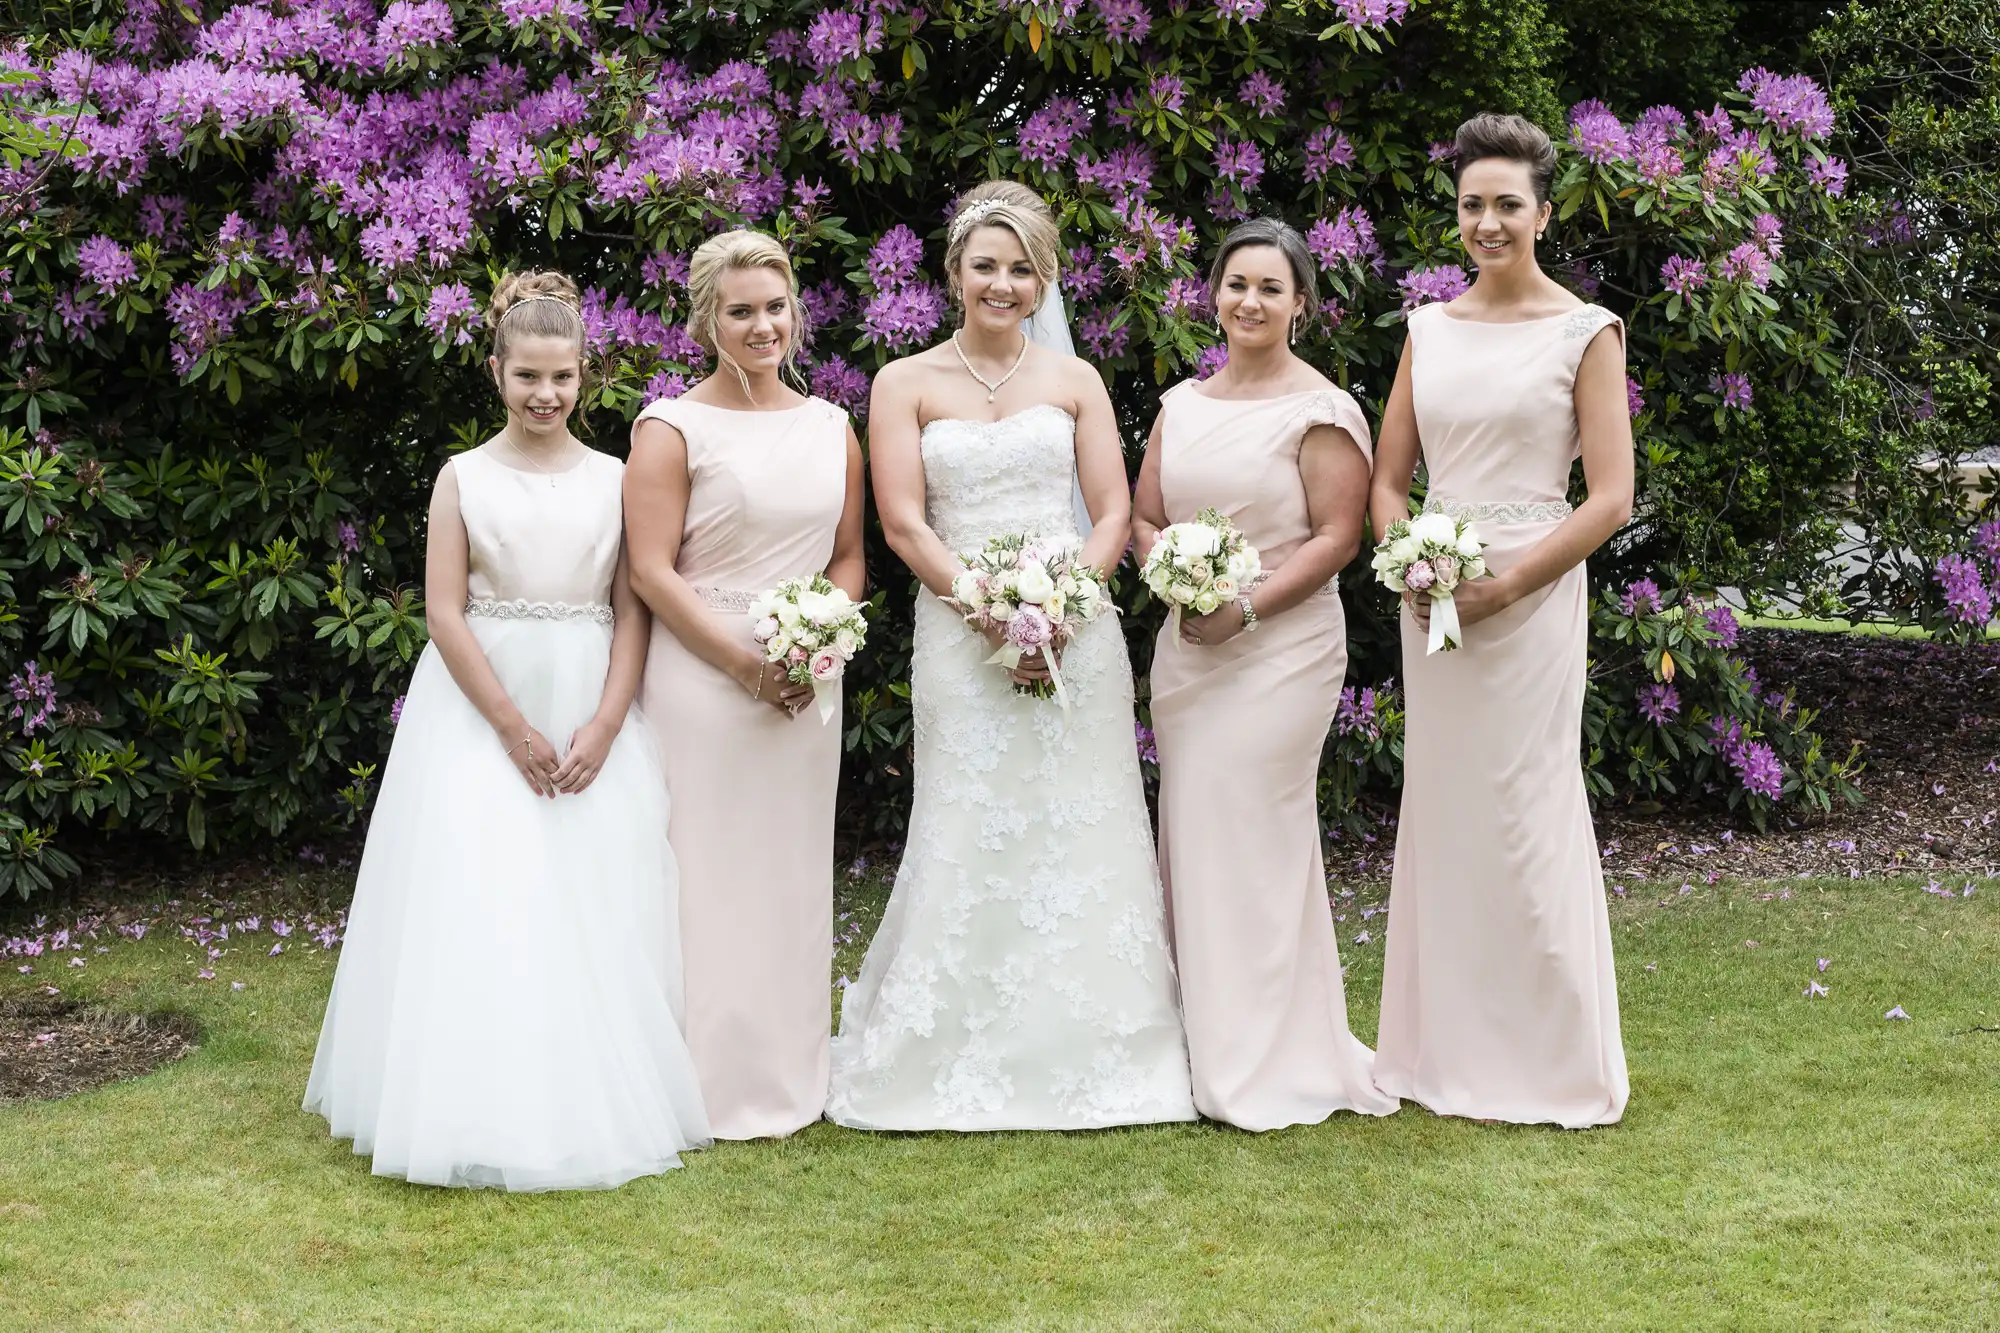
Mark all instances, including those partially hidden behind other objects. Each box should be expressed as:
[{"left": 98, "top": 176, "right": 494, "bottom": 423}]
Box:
[
  {"left": 749, "top": 575, "right": 868, "bottom": 723},
  {"left": 950, "top": 535, "right": 1108, "bottom": 707},
  {"left": 1140, "top": 507, "right": 1262, "bottom": 632},
  {"left": 1371, "top": 511, "right": 1488, "bottom": 655}
]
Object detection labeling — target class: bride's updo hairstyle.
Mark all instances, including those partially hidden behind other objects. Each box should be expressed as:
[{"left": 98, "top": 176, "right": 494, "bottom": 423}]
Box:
[
  {"left": 943, "top": 180, "right": 1061, "bottom": 310},
  {"left": 1452, "top": 112, "right": 1559, "bottom": 205},
  {"left": 1205, "top": 217, "right": 1321, "bottom": 323},
  {"left": 488, "top": 268, "right": 587, "bottom": 365},
  {"left": 685, "top": 229, "right": 809, "bottom": 389}
]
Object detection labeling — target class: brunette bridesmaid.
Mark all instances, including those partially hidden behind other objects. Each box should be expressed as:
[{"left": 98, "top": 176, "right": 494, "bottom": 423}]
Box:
[
  {"left": 624, "top": 231, "right": 867, "bottom": 1139},
  {"left": 1368, "top": 114, "right": 1634, "bottom": 1127},
  {"left": 1133, "top": 219, "right": 1398, "bottom": 1130}
]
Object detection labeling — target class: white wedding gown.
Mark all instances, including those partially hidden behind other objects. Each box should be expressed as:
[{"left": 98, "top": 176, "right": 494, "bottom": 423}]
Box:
[{"left": 827, "top": 404, "right": 1197, "bottom": 1131}]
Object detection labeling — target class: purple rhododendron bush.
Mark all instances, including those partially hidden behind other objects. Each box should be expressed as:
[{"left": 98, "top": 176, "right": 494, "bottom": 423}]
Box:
[{"left": 0, "top": 0, "right": 1986, "bottom": 897}]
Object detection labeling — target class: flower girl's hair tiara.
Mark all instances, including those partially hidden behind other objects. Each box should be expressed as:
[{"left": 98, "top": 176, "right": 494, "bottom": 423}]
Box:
[{"left": 500, "top": 293, "right": 580, "bottom": 322}]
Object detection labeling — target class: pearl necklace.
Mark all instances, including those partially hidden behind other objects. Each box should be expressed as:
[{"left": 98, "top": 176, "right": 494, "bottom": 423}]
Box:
[{"left": 951, "top": 331, "right": 1028, "bottom": 404}]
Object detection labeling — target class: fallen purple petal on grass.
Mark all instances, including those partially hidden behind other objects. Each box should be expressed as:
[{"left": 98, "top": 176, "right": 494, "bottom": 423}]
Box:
[
  {"left": 268, "top": 942, "right": 283, "bottom": 956},
  {"left": 1884, "top": 1005, "right": 1910, "bottom": 1020},
  {"left": 67, "top": 958, "right": 83, "bottom": 968},
  {"left": 1644, "top": 962, "right": 1657, "bottom": 972},
  {"left": 17, "top": 965, "right": 31, "bottom": 974},
  {"left": 197, "top": 968, "right": 215, "bottom": 980},
  {"left": 231, "top": 982, "right": 245, "bottom": 992},
  {"left": 1354, "top": 930, "right": 1372, "bottom": 945},
  {"left": 1817, "top": 958, "right": 1831, "bottom": 972},
  {"left": 1803, "top": 981, "right": 1829, "bottom": 998}
]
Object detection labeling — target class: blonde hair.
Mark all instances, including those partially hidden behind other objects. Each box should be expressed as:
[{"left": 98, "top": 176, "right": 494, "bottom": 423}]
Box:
[
  {"left": 487, "top": 269, "right": 586, "bottom": 365},
  {"left": 943, "top": 180, "right": 1061, "bottom": 310},
  {"left": 685, "top": 230, "right": 809, "bottom": 392}
]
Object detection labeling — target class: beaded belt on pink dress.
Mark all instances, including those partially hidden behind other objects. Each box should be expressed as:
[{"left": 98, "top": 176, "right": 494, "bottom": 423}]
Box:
[
  {"left": 1422, "top": 497, "right": 1573, "bottom": 523},
  {"left": 693, "top": 586, "right": 758, "bottom": 611}
]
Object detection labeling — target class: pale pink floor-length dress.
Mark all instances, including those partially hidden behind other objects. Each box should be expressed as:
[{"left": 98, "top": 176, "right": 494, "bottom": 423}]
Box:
[
  {"left": 635, "top": 396, "right": 849, "bottom": 1140},
  {"left": 1149, "top": 382, "right": 1400, "bottom": 1130},
  {"left": 1372, "top": 302, "right": 1630, "bottom": 1128}
]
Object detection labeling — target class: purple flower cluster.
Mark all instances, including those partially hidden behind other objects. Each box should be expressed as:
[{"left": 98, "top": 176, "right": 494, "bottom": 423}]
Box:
[
  {"left": 1214, "top": 0, "right": 1268, "bottom": 23},
  {"left": 1804, "top": 154, "right": 1848, "bottom": 197},
  {"left": 1134, "top": 721, "right": 1158, "bottom": 765},
  {"left": 1301, "top": 126, "right": 1356, "bottom": 183},
  {"left": 76, "top": 235, "right": 138, "bottom": 292},
  {"left": 420, "top": 281, "right": 479, "bottom": 345},
  {"left": 1078, "top": 307, "right": 1129, "bottom": 359},
  {"left": 809, "top": 353, "right": 871, "bottom": 418},
  {"left": 1064, "top": 245, "right": 1107, "bottom": 303},
  {"left": 1702, "top": 603, "right": 1741, "bottom": 648},
  {"left": 1568, "top": 100, "right": 1631, "bottom": 165},
  {"left": 1096, "top": 0, "right": 1152, "bottom": 42},
  {"left": 1306, "top": 206, "right": 1379, "bottom": 271},
  {"left": 1637, "top": 682, "right": 1680, "bottom": 726},
  {"left": 1212, "top": 138, "right": 1265, "bottom": 192},
  {"left": 1194, "top": 344, "right": 1229, "bottom": 379},
  {"left": 858, "top": 223, "right": 943, "bottom": 352},
  {"left": 1625, "top": 376, "right": 1645, "bottom": 418},
  {"left": 1620, "top": 578, "right": 1662, "bottom": 615},
  {"left": 6, "top": 660, "right": 58, "bottom": 735},
  {"left": 1160, "top": 277, "right": 1209, "bottom": 320},
  {"left": 1934, "top": 554, "right": 1994, "bottom": 627},
  {"left": 378, "top": 0, "right": 455, "bottom": 56},
  {"left": 1660, "top": 255, "right": 1708, "bottom": 296},
  {"left": 1238, "top": 71, "right": 1285, "bottom": 118},
  {"left": 1710, "top": 716, "right": 1785, "bottom": 800},
  {"left": 1334, "top": 683, "right": 1389, "bottom": 741},
  {"left": 1331, "top": 0, "right": 1410, "bottom": 28},
  {"left": 1739, "top": 67, "right": 1834, "bottom": 140},
  {"left": 1710, "top": 373, "right": 1754, "bottom": 411},
  {"left": 1018, "top": 98, "right": 1092, "bottom": 171},
  {"left": 1751, "top": 212, "right": 1784, "bottom": 256},
  {"left": 865, "top": 225, "right": 923, "bottom": 291},
  {"left": 1717, "top": 242, "right": 1773, "bottom": 291},
  {"left": 1398, "top": 265, "right": 1468, "bottom": 310}
]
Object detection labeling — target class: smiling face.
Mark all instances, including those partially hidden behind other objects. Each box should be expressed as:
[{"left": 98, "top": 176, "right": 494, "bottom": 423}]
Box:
[
  {"left": 489, "top": 333, "right": 583, "bottom": 439},
  {"left": 1457, "top": 156, "right": 1551, "bottom": 274},
  {"left": 956, "top": 224, "right": 1041, "bottom": 335},
  {"left": 710, "top": 264, "right": 795, "bottom": 374},
  {"left": 1214, "top": 242, "right": 1305, "bottom": 353}
]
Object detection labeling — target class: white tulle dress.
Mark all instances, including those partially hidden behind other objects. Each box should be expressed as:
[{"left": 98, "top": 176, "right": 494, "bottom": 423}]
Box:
[{"left": 304, "top": 445, "right": 711, "bottom": 1190}]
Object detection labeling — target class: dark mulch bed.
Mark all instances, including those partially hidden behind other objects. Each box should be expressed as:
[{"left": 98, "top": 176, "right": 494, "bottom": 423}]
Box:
[
  {"left": 1329, "top": 628, "right": 2000, "bottom": 886},
  {"left": 0, "top": 995, "right": 199, "bottom": 1103}
]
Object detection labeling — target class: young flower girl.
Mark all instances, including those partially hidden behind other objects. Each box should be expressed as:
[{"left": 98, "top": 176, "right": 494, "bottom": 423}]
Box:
[{"left": 304, "top": 271, "right": 710, "bottom": 1189}]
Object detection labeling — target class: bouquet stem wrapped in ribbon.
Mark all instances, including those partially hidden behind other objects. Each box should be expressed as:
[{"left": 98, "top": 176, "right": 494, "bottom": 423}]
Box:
[
  {"left": 748, "top": 575, "right": 869, "bottom": 723},
  {"left": 1371, "top": 511, "right": 1488, "bottom": 654},
  {"left": 1139, "top": 507, "right": 1262, "bottom": 634},
  {"left": 949, "top": 535, "right": 1109, "bottom": 712}
]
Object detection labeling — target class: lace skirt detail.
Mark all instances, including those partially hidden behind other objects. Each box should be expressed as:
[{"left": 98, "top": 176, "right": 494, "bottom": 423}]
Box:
[
  {"left": 1422, "top": 496, "right": 1573, "bottom": 524},
  {"left": 465, "top": 598, "right": 614, "bottom": 625}
]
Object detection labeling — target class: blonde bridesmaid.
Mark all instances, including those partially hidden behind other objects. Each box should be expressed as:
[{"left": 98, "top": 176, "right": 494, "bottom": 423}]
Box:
[
  {"left": 1133, "top": 219, "right": 1398, "bottom": 1130},
  {"left": 1368, "top": 114, "right": 1634, "bottom": 1127},
  {"left": 624, "top": 231, "right": 867, "bottom": 1139}
]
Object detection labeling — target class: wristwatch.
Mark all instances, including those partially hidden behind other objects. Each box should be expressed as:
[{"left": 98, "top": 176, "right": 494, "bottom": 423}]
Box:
[{"left": 1237, "top": 595, "right": 1259, "bottom": 632}]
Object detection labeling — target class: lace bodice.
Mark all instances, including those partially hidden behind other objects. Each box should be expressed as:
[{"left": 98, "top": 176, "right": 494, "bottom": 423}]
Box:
[{"left": 921, "top": 404, "right": 1083, "bottom": 552}]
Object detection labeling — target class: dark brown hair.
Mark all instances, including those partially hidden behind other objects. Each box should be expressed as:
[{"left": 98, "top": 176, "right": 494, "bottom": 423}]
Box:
[
  {"left": 1205, "top": 217, "right": 1319, "bottom": 319},
  {"left": 1452, "top": 112, "right": 1559, "bottom": 205}
]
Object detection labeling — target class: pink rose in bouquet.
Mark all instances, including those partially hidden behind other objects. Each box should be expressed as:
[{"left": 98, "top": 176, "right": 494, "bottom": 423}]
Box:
[
  {"left": 1404, "top": 559, "right": 1436, "bottom": 592},
  {"left": 809, "top": 649, "right": 842, "bottom": 682}
]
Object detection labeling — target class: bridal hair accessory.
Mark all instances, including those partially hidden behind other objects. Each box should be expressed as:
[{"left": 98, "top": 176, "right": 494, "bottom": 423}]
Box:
[{"left": 948, "top": 198, "right": 1009, "bottom": 242}]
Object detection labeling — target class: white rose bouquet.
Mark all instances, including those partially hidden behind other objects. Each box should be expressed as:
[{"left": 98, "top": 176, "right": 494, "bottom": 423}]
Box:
[
  {"left": 748, "top": 574, "right": 869, "bottom": 723},
  {"left": 1370, "top": 511, "right": 1488, "bottom": 654},
  {"left": 949, "top": 534, "right": 1109, "bottom": 709},
  {"left": 1140, "top": 507, "right": 1263, "bottom": 633}
]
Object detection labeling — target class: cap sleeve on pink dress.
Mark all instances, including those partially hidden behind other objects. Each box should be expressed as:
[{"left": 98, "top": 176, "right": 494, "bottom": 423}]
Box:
[{"left": 1291, "top": 388, "right": 1374, "bottom": 468}]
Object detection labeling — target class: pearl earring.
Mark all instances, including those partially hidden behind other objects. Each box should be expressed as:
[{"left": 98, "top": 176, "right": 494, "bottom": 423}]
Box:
[{"left": 1289, "top": 313, "right": 1300, "bottom": 345}]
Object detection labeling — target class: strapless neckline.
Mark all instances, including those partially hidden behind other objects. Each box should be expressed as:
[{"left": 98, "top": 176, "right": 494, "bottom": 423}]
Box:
[{"left": 921, "top": 403, "right": 1076, "bottom": 435}]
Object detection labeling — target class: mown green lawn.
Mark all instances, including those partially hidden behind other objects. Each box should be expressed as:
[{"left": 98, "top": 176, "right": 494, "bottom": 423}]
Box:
[{"left": 1, "top": 875, "right": 1994, "bottom": 1332}]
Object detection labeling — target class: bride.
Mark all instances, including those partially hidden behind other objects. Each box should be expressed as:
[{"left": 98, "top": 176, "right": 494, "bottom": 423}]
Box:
[{"left": 827, "top": 181, "right": 1196, "bottom": 1131}]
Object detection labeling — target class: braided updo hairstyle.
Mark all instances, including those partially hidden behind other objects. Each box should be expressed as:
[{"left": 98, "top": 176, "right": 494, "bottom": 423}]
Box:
[{"left": 487, "top": 269, "right": 588, "bottom": 365}]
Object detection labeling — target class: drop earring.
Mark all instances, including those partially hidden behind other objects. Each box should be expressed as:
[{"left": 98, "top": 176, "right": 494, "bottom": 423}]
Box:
[{"left": 1289, "top": 312, "right": 1300, "bottom": 345}]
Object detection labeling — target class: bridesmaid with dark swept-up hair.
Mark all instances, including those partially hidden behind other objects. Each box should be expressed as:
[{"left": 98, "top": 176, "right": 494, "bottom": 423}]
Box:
[{"left": 1368, "top": 113, "right": 1635, "bottom": 1128}]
